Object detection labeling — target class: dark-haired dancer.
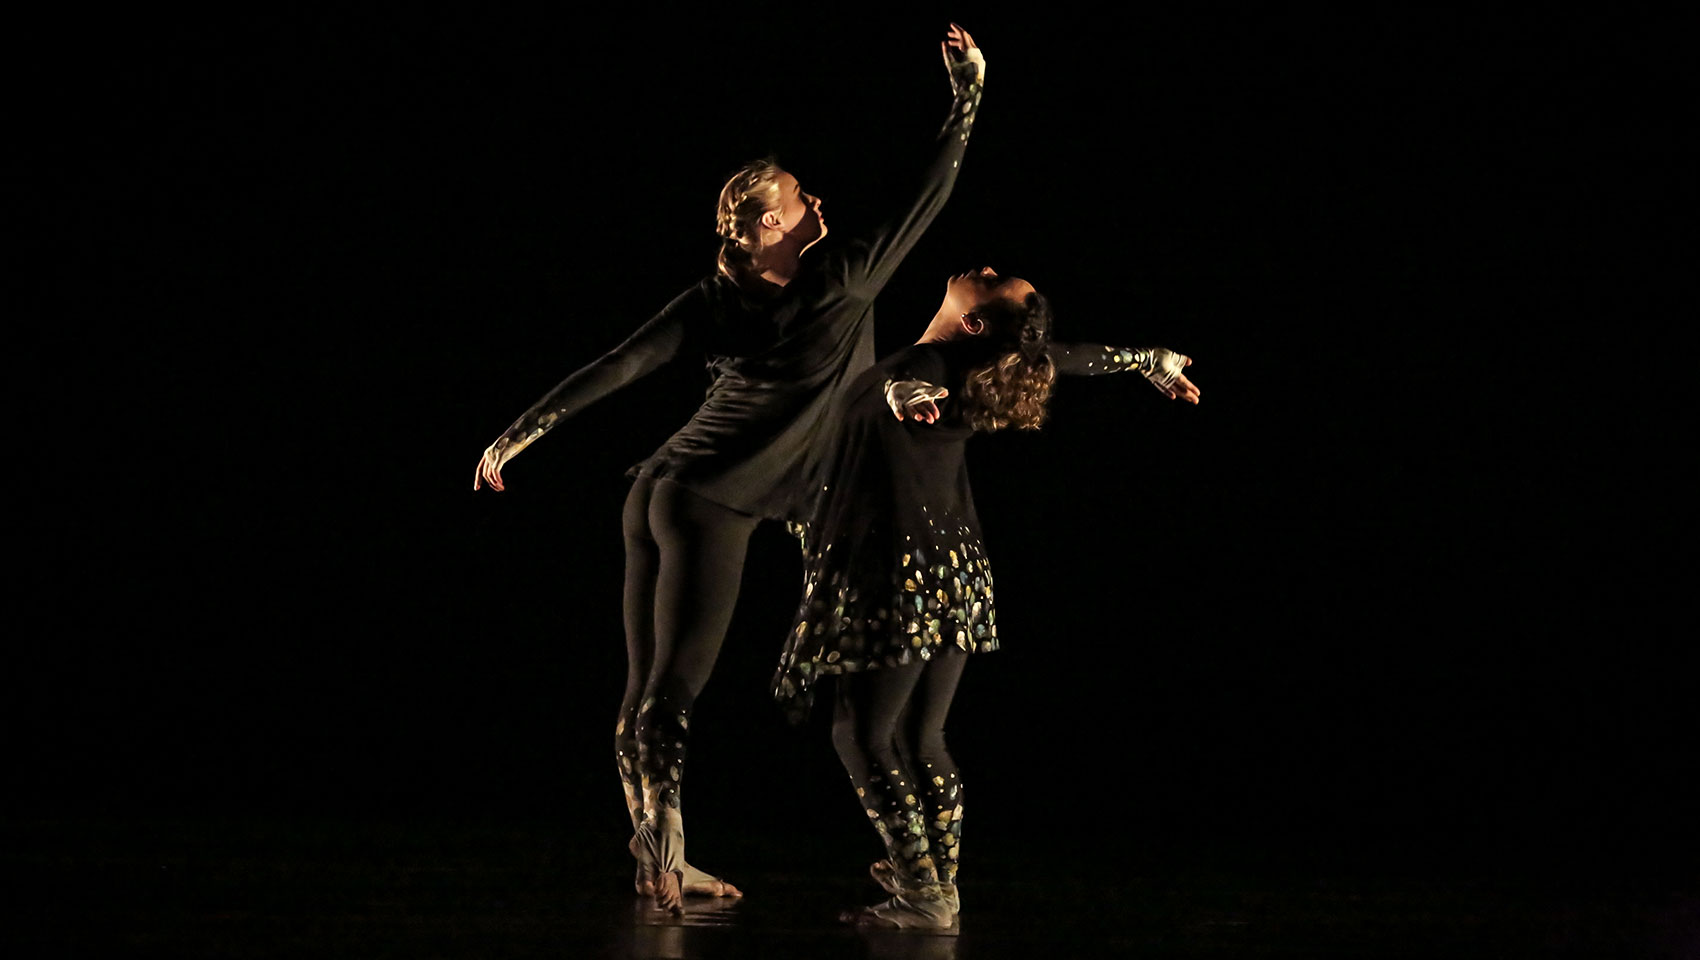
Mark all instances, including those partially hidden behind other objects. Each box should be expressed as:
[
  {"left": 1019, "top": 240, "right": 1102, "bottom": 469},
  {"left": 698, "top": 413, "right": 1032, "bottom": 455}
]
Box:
[
  {"left": 474, "top": 25, "right": 988, "bottom": 912},
  {"left": 772, "top": 267, "right": 1198, "bottom": 928}
]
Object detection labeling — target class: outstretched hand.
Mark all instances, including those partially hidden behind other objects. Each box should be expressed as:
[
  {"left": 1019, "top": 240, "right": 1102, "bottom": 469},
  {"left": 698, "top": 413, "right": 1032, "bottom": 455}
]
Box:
[
  {"left": 1159, "top": 357, "right": 1201, "bottom": 404},
  {"left": 941, "top": 22, "right": 985, "bottom": 85},
  {"left": 886, "top": 379, "right": 950, "bottom": 424}
]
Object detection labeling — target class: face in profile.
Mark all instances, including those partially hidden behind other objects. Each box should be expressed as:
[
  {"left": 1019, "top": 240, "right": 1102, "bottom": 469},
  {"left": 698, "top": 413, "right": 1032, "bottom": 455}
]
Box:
[
  {"left": 945, "top": 266, "right": 1036, "bottom": 318},
  {"left": 769, "top": 171, "right": 826, "bottom": 247}
]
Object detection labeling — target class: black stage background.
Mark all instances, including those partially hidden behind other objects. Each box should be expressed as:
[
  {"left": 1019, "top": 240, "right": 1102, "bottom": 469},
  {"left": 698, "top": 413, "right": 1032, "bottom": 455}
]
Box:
[{"left": 20, "top": 5, "right": 1691, "bottom": 933}]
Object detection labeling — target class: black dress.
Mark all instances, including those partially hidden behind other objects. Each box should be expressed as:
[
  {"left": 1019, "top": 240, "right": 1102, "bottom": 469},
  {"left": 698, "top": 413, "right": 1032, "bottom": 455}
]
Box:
[
  {"left": 496, "top": 61, "right": 985, "bottom": 523},
  {"left": 772, "top": 341, "right": 1152, "bottom": 715}
]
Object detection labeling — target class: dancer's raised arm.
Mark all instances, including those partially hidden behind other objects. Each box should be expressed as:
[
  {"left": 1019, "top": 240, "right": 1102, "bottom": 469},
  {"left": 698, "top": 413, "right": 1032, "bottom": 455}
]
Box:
[
  {"left": 474, "top": 284, "right": 706, "bottom": 491},
  {"left": 825, "top": 23, "right": 987, "bottom": 302}
]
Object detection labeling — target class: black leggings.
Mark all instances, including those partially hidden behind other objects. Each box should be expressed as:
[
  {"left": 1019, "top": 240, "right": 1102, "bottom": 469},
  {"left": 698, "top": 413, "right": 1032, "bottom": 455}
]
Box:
[
  {"left": 831, "top": 647, "right": 969, "bottom": 886},
  {"left": 613, "top": 476, "right": 758, "bottom": 873}
]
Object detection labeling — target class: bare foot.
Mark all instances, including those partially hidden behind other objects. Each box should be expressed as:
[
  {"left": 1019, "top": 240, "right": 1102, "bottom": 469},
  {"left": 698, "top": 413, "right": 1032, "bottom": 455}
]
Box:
[
  {"left": 870, "top": 860, "right": 958, "bottom": 914},
  {"left": 681, "top": 862, "right": 743, "bottom": 898},
  {"left": 838, "top": 892, "right": 954, "bottom": 929},
  {"left": 630, "top": 835, "right": 739, "bottom": 899},
  {"left": 654, "top": 869, "right": 684, "bottom": 914}
]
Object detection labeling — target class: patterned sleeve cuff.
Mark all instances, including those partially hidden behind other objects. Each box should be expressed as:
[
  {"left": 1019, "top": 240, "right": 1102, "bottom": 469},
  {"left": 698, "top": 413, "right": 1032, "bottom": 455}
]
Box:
[
  {"left": 502, "top": 408, "right": 561, "bottom": 448},
  {"left": 942, "top": 61, "right": 984, "bottom": 142},
  {"left": 1086, "top": 345, "right": 1148, "bottom": 373}
]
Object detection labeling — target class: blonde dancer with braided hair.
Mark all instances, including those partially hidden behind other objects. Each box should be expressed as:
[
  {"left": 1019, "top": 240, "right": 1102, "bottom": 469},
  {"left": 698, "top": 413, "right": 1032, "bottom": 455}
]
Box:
[{"left": 475, "top": 23, "right": 989, "bottom": 913}]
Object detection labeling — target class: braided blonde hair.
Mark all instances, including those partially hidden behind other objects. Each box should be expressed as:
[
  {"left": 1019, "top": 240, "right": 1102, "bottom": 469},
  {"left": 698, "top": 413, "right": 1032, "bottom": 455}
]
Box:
[{"left": 715, "top": 158, "right": 784, "bottom": 288}]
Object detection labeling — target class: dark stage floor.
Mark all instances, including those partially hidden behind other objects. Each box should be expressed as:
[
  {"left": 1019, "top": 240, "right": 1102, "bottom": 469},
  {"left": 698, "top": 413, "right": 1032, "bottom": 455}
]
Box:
[{"left": 6, "top": 818, "right": 1695, "bottom": 958}]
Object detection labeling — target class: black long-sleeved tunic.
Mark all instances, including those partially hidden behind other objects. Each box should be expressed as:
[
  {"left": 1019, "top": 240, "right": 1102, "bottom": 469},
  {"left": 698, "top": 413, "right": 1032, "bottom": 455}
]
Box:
[
  {"left": 497, "top": 61, "right": 985, "bottom": 522},
  {"left": 771, "top": 340, "right": 1155, "bottom": 716}
]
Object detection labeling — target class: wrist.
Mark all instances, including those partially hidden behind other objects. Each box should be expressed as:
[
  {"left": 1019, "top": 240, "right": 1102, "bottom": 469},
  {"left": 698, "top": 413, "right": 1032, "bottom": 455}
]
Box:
[
  {"left": 497, "top": 429, "right": 532, "bottom": 456},
  {"left": 964, "top": 48, "right": 986, "bottom": 84},
  {"left": 948, "top": 58, "right": 984, "bottom": 95},
  {"left": 1138, "top": 348, "right": 1186, "bottom": 389}
]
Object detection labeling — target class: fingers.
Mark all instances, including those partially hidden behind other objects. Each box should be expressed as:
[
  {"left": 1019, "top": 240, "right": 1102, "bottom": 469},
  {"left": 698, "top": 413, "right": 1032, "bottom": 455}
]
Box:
[
  {"left": 946, "top": 23, "right": 977, "bottom": 50},
  {"left": 905, "top": 392, "right": 944, "bottom": 422},
  {"left": 475, "top": 443, "right": 515, "bottom": 491},
  {"left": 898, "top": 399, "right": 939, "bottom": 422}
]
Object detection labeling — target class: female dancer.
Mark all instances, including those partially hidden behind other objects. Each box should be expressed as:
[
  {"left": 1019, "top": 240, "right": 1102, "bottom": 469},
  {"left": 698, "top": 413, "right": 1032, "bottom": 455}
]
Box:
[
  {"left": 474, "top": 25, "right": 988, "bottom": 912},
  {"left": 772, "top": 267, "right": 1198, "bottom": 928}
]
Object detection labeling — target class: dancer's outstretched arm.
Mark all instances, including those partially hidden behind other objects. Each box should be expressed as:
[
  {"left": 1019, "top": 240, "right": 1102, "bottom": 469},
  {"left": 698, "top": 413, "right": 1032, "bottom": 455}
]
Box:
[
  {"left": 474, "top": 284, "right": 705, "bottom": 490},
  {"left": 885, "top": 345, "right": 1202, "bottom": 422},
  {"left": 825, "top": 23, "right": 987, "bottom": 304},
  {"left": 1050, "top": 343, "right": 1201, "bottom": 403}
]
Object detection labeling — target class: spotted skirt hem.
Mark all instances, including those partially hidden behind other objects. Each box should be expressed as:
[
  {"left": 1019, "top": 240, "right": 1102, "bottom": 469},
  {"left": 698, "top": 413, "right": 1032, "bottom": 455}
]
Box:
[{"left": 773, "top": 528, "right": 998, "bottom": 720}]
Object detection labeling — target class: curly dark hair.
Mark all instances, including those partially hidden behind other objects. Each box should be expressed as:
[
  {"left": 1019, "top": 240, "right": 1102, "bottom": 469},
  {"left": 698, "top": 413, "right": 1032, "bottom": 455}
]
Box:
[{"left": 959, "top": 291, "right": 1056, "bottom": 432}]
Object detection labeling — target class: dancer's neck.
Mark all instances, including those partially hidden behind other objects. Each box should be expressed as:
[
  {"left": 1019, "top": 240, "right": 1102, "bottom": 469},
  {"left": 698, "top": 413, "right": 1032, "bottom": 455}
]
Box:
[{"left": 916, "top": 306, "right": 970, "bottom": 344}]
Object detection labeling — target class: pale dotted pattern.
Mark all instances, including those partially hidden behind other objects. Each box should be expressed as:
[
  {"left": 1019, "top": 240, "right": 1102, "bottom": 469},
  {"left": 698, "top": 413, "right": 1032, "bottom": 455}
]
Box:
[
  {"left": 773, "top": 509, "right": 998, "bottom": 714},
  {"left": 940, "top": 71, "right": 982, "bottom": 149},
  {"left": 1064, "top": 343, "right": 1147, "bottom": 373},
  {"left": 852, "top": 769, "right": 939, "bottom": 884}
]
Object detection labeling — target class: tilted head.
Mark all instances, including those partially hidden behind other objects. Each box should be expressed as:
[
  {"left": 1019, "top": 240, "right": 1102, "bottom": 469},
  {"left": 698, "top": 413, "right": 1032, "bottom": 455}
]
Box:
[
  {"left": 944, "top": 267, "right": 1045, "bottom": 343},
  {"left": 941, "top": 267, "right": 1037, "bottom": 330},
  {"left": 947, "top": 267, "right": 1055, "bottom": 432},
  {"left": 715, "top": 160, "right": 826, "bottom": 288}
]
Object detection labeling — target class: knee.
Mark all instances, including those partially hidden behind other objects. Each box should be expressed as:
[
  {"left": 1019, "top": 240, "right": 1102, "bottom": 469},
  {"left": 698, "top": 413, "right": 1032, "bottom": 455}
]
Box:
[
  {"left": 832, "top": 712, "right": 896, "bottom": 767},
  {"left": 912, "top": 728, "right": 953, "bottom": 770},
  {"left": 830, "top": 712, "right": 863, "bottom": 763}
]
